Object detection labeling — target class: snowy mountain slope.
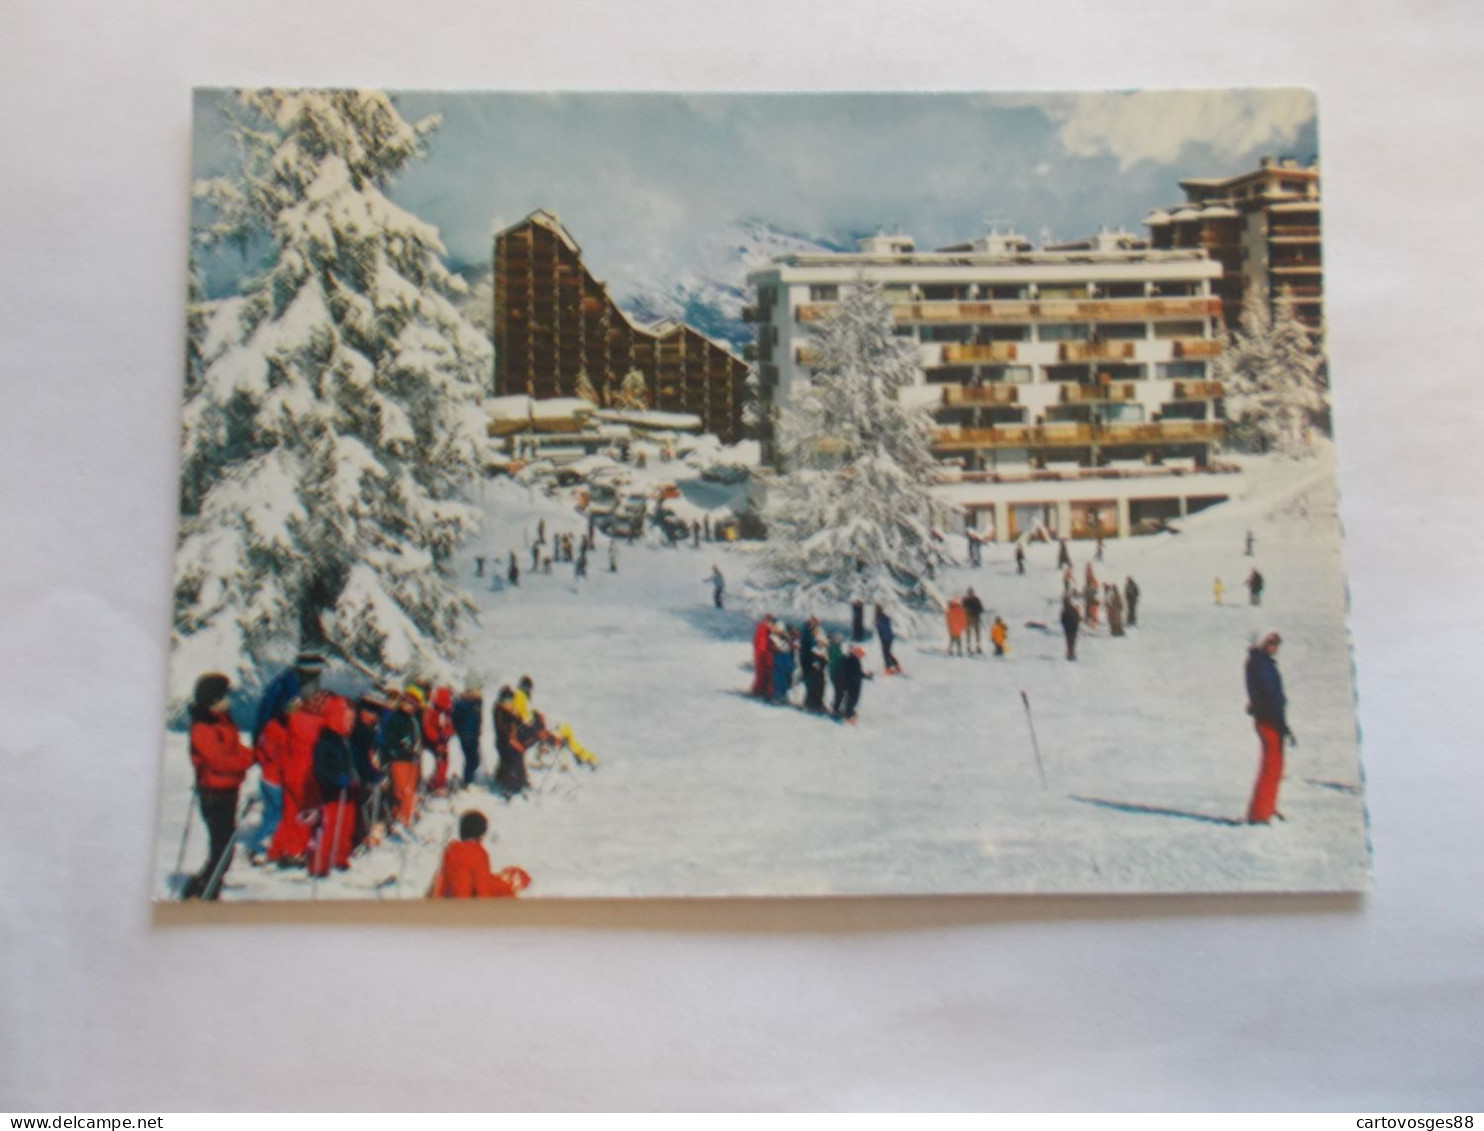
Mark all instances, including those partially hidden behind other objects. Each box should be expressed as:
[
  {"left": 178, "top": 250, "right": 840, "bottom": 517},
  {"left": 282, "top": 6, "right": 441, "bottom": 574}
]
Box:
[
  {"left": 154, "top": 447, "right": 1370, "bottom": 901},
  {"left": 615, "top": 219, "right": 844, "bottom": 351}
]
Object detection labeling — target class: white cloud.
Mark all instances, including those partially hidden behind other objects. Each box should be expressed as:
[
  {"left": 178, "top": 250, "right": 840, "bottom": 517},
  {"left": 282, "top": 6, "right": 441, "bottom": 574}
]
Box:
[{"left": 1039, "top": 89, "right": 1316, "bottom": 170}]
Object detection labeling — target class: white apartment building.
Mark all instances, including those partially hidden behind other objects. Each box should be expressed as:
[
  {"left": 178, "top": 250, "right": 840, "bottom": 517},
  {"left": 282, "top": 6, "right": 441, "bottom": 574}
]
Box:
[{"left": 746, "top": 230, "right": 1238, "bottom": 540}]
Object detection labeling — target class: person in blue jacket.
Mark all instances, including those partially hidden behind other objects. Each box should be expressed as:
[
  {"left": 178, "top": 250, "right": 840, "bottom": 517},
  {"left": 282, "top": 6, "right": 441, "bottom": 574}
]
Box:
[
  {"left": 873, "top": 604, "right": 901, "bottom": 675},
  {"left": 451, "top": 683, "right": 483, "bottom": 788},
  {"left": 1245, "top": 631, "right": 1295, "bottom": 824}
]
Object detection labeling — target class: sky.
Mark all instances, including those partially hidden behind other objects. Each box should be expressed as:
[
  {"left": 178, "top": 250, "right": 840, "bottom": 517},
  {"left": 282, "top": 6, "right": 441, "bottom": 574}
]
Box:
[{"left": 192, "top": 88, "right": 1318, "bottom": 295}]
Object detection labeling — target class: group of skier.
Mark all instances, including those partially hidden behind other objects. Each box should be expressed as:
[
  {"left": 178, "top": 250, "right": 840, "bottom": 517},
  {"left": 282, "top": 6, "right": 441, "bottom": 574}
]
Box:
[
  {"left": 749, "top": 614, "right": 872, "bottom": 723},
  {"left": 943, "top": 588, "right": 1009, "bottom": 657},
  {"left": 179, "top": 652, "right": 595, "bottom": 900}
]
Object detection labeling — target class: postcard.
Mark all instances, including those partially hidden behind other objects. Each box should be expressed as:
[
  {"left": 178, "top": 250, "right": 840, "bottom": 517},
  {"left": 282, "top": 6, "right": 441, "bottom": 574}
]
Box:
[{"left": 157, "top": 88, "right": 1368, "bottom": 901}]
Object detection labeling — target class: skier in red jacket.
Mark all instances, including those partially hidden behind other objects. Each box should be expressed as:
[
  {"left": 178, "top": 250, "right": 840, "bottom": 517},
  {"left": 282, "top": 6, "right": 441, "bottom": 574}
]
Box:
[
  {"left": 427, "top": 810, "right": 531, "bottom": 899},
  {"left": 182, "top": 673, "right": 254, "bottom": 900},
  {"left": 423, "top": 686, "right": 456, "bottom": 794},
  {"left": 268, "top": 691, "right": 328, "bottom": 866},
  {"left": 750, "top": 615, "right": 776, "bottom": 698}
]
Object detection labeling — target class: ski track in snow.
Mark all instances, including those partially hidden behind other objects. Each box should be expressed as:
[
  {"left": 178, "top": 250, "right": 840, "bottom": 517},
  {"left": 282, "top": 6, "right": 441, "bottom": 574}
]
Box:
[{"left": 153, "top": 446, "right": 1371, "bottom": 900}]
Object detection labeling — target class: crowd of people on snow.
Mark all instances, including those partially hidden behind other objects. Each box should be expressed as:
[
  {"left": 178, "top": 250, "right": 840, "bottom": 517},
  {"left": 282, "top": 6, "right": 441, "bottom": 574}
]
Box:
[
  {"left": 738, "top": 527, "right": 1293, "bottom": 827},
  {"left": 748, "top": 613, "right": 875, "bottom": 724},
  {"left": 179, "top": 652, "right": 598, "bottom": 902}
]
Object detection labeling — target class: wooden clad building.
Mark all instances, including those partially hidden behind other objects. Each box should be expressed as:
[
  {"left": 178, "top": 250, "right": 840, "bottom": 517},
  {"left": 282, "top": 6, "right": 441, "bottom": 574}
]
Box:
[{"left": 494, "top": 210, "right": 748, "bottom": 443}]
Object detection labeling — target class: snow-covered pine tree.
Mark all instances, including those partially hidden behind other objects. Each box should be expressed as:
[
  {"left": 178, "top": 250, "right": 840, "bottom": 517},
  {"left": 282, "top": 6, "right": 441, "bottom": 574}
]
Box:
[
  {"left": 753, "top": 277, "right": 947, "bottom": 623},
  {"left": 739, "top": 363, "right": 763, "bottom": 439},
  {"left": 1217, "top": 281, "right": 1326, "bottom": 457},
  {"left": 574, "top": 368, "right": 600, "bottom": 408},
  {"left": 173, "top": 90, "right": 491, "bottom": 698},
  {"left": 1269, "top": 286, "right": 1327, "bottom": 451},
  {"left": 614, "top": 368, "right": 650, "bottom": 411}
]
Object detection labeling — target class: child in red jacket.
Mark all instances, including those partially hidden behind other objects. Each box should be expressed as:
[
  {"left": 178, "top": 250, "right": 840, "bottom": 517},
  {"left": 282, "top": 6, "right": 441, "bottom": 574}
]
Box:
[
  {"left": 427, "top": 811, "right": 531, "bottom": 899},
  {"left": 423, "top": 686, "right": 456, "bottom": 794},
  {"left": 182, "top": 672, "right": 254, "bottom": 900}
]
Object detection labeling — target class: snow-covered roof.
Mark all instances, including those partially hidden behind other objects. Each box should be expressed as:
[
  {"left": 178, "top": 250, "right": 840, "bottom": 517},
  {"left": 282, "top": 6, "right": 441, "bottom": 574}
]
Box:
[
  {"left": 1145, "top": 209, "right": 1172, "bottom": 225},
  {"left": 488, "top": 395, "right": 534, "bottom": 420},
  {"left": 593, "top": 409, "right": 704, "bottom": 432},
  {"left": 1200, "top": 204, "right": 1241, "bottom": 219},
  {"left": 532, "top": 397, "right": 597, "bottom": 420},
  {"left": 661, "top": 495, "right": 732, "bottom": 522}
]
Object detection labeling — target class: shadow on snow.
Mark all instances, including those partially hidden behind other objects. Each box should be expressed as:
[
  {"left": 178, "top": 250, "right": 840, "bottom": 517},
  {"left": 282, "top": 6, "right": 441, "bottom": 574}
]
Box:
[{"left": 1070, "top": 795, "right": 1245, "bottom": 827}]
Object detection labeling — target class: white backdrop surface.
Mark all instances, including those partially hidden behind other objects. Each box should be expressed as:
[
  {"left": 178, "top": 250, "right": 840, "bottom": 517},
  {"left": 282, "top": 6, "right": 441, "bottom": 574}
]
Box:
[{"left": 1, "top": 0, "right": 1481, "bottom": 1112}]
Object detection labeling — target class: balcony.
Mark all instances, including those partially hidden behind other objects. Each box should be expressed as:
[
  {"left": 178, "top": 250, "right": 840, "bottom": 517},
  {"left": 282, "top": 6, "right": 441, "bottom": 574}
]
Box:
[
  {"left": 1103, "top": 421, "right": 1224, "bottom": 443},
  {"left": 1171, "top": 339, "right": 1222, "bottom": 360},
  {"left": 941, "top": 384, "right": 1019, "bottom": 407},
  {"left": 934, "top": 423, "right": 1091, "bottom": 450},
  {"left": 1172, "top": 380, "right": 1225, "bottom": 400},
  {"left": 794, "top": 296, "right": 1223, "bottom": 324},
  {"left": 940, "top": 342, "right": 1019, "bottom": 363},
  {"left": 1059, "top": 341, "right": 1135, "bottom": 363},
  {"left": 1059, "top": 382, "right": 1139, "bottom": 404},
  {"left": 1269, "top": 226, "right": 1321, "bottom": 241},
  {"left": 932, "top": 420, "right": 1224, "bottom": 451}
]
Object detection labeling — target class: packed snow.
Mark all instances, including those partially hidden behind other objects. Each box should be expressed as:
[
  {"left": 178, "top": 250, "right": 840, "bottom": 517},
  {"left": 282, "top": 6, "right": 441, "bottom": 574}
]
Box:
[{"left": 154, "top": 441, "right": 1369, "bottom": 900}]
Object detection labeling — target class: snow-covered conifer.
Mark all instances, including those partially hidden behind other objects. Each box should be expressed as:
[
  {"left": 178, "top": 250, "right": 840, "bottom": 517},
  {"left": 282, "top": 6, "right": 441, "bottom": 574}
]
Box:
[
  {"left": 1218, "top": 282, "right": 1327, "bottom": 457},
  {"left": 574, "top": 368, "right": 600, "bottom": 408},
  {"left": 753, "top": 277, "right": 947, "bottom": 622},
  {"left": 173, "top": 90, "right": 491, "bottom": 697},
  {"left": 614, "top": 369, "right": 650, "bottom": 410}
]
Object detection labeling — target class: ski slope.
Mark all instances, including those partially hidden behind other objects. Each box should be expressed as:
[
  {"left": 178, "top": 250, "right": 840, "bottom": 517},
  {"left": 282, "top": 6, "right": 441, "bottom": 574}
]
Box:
[{"left": 153, "top": 444, "right": 1370, "bottom": 899}]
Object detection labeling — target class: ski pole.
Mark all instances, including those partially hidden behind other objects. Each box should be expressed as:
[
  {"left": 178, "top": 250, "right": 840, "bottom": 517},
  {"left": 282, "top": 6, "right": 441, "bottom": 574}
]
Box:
[
  {"left": 1020, "top": 691, "right": 1048, "bottom": 790},
  {"left": 201, "top": 794, "right": 258, "bottom": 901},
  {"left": 328, "top": 786, "right": 350, "bottom": 874},
  {"left": 171, "top": 784, "right": 199, "bottom": 897}
]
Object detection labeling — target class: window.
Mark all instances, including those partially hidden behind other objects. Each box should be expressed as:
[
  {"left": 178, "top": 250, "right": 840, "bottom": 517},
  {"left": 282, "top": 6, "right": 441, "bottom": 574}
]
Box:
[
  {"left": 1156, "top": 361, "right": 1206, "bottom": 380},
  {"left": 808, "top": 284, "right": 839, "bottom": 302},
  {"left": 983, "top": 365, "right": 1032, "bottom": 384},
  {"left": 920, "top": 325, "right": 973, "bottom": 343},
  {"left": 1101, "top": 282, "right": 1146, "bottom": 299},
  {"left": 1038, "top": 323, "right": 1090, "bottom": 342},
  {"left": 1045, "top": 364, "right": 1091, "bottom": 383},
  {"left": 1152, "top": 321, "right": 1206, "bottom": 339},
  {"left": 988, "top": 284, "right": 1028, "bottom": 301},
  {"left": 1101, "top": 364, "right": 1146, "bottom": 381},
  {"left": 1150, "top": 281, "right": 1200, "bottom": 297},
  {"left": 1038, "top": 284, "right": 1087, "bottom": 300},
  {"left": 1099, "top": 322, "right": 1147, "bottom": 340},
  {"left": 979, "top": 325, "right": 1030, "bottom": 342},
  {"left": 925, "top": 366, "right": 974, "bottom": 385},
  {"left": 923, "top": 284, "right": 967, "bottom": 302}
]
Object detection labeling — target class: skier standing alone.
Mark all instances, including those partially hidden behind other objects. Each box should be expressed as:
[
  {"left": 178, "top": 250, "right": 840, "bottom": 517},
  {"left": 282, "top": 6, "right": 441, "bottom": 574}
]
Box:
[
  {"left": 1246, "top": 568, "right": 1265, "bottom": 607},
  {"left": 1244, "top": 631, "right": 1294, "bottom": 824},
  {"left": 874, "top": 604, "right": 901, "bottom": 674},
  {"left": 1060, "top": 597, "right": 1082, "bottom": 661}
]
